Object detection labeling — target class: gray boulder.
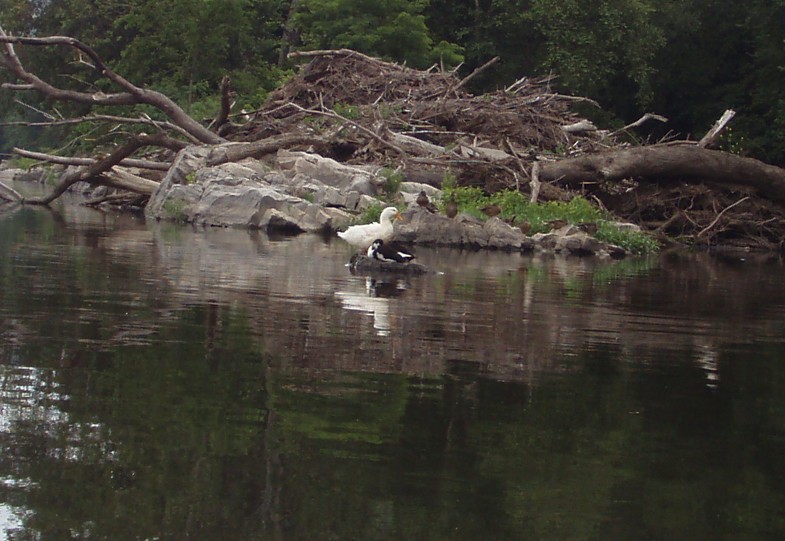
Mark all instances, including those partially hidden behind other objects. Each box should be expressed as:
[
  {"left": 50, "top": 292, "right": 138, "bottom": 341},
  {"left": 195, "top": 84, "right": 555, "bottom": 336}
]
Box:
[
  {"left": 147, "top": 145, "right": 335, "bottom": 232},
  {"left": 393, "top": 208, "right": 527, "bottom": 250}
]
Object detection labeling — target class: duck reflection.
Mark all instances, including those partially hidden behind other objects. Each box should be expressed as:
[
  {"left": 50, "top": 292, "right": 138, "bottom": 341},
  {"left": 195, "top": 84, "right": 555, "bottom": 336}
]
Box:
[
  {"left": 335, "top": 277, "right": 409, "bottom": 336},
  {"left": 365, "top": 276, "right": 408, "bottom": 298}
]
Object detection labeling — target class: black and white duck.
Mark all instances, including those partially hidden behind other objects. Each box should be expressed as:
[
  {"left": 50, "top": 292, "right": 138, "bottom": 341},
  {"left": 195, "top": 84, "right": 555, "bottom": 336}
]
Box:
[{"left": 367, "top": 238, "right": 415, "bottom": 263}]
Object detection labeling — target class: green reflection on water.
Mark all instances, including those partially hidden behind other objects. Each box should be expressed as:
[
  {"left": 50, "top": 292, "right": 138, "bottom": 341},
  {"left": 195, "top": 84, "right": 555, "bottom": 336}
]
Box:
[
  {"left": 4, "top": 311, "right": 785, "bottom": 540},
  {"left": 1, "top": 207, "right": 784, "bottom": 540}
]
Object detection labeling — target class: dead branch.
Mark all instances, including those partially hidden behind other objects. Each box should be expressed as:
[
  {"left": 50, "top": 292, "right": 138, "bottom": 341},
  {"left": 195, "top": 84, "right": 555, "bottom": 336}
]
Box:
[
  {"left": 286, "top": 102, "right": 408, "bottom": 158},
  {"left": 13, "top": 147, "right": 176, "bottom": 171},
  {"left": 84, "top": 192, "right": 147, "bottom": 207},
  {"left": 209, "top": 75, "right": 233, "bottom": 132},
  {"left": 13, "top": 98, "right": 57, "bottom": 120},
  {"left": 101, "top": 168, "right": 159, "bottom": 194},
  {"left": 0, "top": 180, "right": 23, "bottom": 202},
  {"left": 561, "top": 120, "right": 597, "bottom": 134},
  {"left": 447, "top": 56, "right": 499, "bottom": 96},
  {"left": 698, "top": 109, "right": 736, "bottom": 148},
  {"left": 1, "top": 113, "right": 202, "bottom": 144},
  {"left": 529, "top": 162, "right": 541, "bottom": 204},
  {"left": 608, "top": 113, "right": 668, "bottom": 138},
  {"left": 697, "top": 196, "right": 749, "bottom": 237},
  {"left": 288, "top": 48, "right": 405, "bottom": 70},
  {"left": 0, "top": 26, "right": 223, "bottom": 145},
  {"left": 207, "top": 132, "right": 328, "bottom": 166},
  {"left": 24, "top": 134, "right": 177, "bottom": 205}
]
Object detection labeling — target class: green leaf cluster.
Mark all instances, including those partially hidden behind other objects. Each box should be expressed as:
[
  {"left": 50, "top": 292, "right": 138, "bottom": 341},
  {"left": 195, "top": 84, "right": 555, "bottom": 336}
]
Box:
[
  {"left": 295, "top": 0, "right": 463, "bottom": 68},
  {"left": 442, "top": 187, "right": 659, "bottom": 254}
]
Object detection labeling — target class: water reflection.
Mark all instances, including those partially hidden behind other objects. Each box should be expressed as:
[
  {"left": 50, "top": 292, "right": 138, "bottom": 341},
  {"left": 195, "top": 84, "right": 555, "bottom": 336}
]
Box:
[
  {"left": 1, "top": 199, "right": 785, "bottom": 539},
  {"left": 336, "top": 276, "right": 410, "bottom": 336}
]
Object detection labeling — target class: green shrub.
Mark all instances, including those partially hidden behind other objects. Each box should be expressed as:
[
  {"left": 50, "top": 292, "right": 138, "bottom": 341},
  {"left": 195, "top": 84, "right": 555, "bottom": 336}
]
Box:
[
  {"left": 162, "top": 199, "right": 189, "bottom": 223},
  {"left": 379, "top": 167, "right": 403, "bottom": 196},
  {"left": 356, "top": 203, "right": 384, "bottom": 225},
  {"left": 440, "top": 187, "right": 659, "bottom": 254}
]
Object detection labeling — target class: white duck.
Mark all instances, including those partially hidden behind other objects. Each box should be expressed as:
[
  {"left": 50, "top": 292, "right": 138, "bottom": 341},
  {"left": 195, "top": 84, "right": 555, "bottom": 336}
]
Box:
[{"left": 337, "top": 207, "right": 401, "bottom": 250}]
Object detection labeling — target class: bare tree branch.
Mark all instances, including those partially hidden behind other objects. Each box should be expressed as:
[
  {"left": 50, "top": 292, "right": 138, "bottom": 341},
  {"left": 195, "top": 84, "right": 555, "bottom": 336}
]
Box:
[
  {"left": 24, "top": 134, "right": 178, "bottom": 205},
  {"left": 288, "top": 48, "right": 405, "bottom": 70},
  {"left": 0, "top": 26, "right": 224, "bottom": 145},
  {"left": 698, "top": 109, "right": 736, "bottom": 148},
  {"left": 209, "top": 75, "right": 233, "bottom": 132},
  {"left": 0, "top": 180, "right": 23, "bottom": 202},
  {"left": 13, "top": 147, "right": 174, "bottom": 171},
  {"left": 283, "top": 102, "right": 408, "bottom": 158},
  {"left": 1, "top": 113, "right": 202, "bottom": 144}
]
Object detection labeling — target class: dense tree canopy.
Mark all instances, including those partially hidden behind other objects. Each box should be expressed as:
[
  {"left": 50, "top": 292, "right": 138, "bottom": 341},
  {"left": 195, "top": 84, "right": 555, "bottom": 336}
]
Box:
[{"left": 1, "top": 0, "right": 784, "bottom": 164}]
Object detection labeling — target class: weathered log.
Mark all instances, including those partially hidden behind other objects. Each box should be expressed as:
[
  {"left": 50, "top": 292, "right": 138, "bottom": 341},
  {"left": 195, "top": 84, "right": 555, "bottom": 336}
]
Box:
[
  {"left": 23, "top": 135, "right": 172, "bottom": 205},
  {"left": 388, "top": 132, "right": 446, "bottom": 157},
  {"left": 538, "top": 144, "right": 785, "bottom": 206},
  {"left": 103, "top": 167, "right": 159, "bottom": 195},
  {"left": 208, "top": 133, "right": 328, "bottom": 166},
  {"left": 698, "top": 109, "right": 736, "bottom": 148}
]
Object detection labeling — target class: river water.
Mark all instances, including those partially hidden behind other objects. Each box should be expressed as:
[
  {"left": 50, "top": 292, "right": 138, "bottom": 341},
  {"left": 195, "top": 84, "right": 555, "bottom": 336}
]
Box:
[{"left": 1, "top": 193, "right": 784, "bottom": 540}]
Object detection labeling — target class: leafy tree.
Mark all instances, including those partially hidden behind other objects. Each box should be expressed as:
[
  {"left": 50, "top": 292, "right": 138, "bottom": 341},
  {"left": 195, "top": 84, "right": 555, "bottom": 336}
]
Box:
[
  {"left": 113, "top": 0, "right": 270, "bottom": 108},
  {"left": 294, "top": 0, "right": 463, "bottom": 68},
  {"left": 732, "top": 0, "right": 785, "bottom": 163},
  {"left": 529, "top": 0, "right": 664, "bottom": 110},
  {"left": 424, "top": 0, "right": 541, "bottom": 90},
  {"left": 647, "top": 0, "right": 785, "bottom": 164}
]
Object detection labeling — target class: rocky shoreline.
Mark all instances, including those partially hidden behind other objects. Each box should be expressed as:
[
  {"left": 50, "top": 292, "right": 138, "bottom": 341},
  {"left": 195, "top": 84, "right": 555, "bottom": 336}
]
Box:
[
  {"left": 1, "top": 145, "right": 634, "bottom": 258},
  {"left": 143, "top": 145, "right": 632, "bottom": 258}
]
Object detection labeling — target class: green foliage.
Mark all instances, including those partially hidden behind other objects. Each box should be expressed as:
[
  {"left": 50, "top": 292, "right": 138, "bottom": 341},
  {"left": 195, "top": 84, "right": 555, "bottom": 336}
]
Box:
[
  {"left": 718, "top": 126, "right": 747, "bottom": 156},
  {"left": 595, "top": 222, "right": 660, "bottom": 255},
  {"left": 294, "top": 0, "right": 463, "bottom": 69},
  {"left": 441, "top": 169, "right": 458, "bottom": 191},
  {"left": 530, "top": 0, "right": 665, "bottom": 107},
  {"left": 441, "top": 187, "right": 659, "bottom": 254},
  {"left": 333, "top": 103, "right": 360, "bottom": 120},
  {"left": 5, "top": 156, "right": 40, "bottom": 171},
  {"left": 161, "top": 199, "right": 189, "bottom": 223},
  {"left": 355, "top": 203, "right": 384, "bottom": 225},
  {"left": 379, "top": 167, "right": 404, "bottom": 196}
]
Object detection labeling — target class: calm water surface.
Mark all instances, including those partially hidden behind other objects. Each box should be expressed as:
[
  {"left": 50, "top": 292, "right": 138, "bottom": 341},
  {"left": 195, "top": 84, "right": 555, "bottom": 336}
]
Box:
[{"left": 1, "top": 195, "right": 784, "bottom": 540}]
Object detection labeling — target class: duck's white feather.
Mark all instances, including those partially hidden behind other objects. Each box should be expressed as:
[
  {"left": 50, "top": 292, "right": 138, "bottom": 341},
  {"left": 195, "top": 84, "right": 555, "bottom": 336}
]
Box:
[
  {"left": 367, "top": 239, "right": 415, "bottom": 263},
  {"left": 337, "top": 207, "right": 400, "bottom": 249}
]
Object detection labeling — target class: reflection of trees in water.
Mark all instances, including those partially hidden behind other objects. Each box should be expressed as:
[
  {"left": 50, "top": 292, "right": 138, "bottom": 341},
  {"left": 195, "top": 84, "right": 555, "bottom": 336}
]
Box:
[
  {"left": 4, "top": 210, "right": 785, "bottom": 538},
  {"left": 3, "top": 286, "right": 785, "bottom": 539}
]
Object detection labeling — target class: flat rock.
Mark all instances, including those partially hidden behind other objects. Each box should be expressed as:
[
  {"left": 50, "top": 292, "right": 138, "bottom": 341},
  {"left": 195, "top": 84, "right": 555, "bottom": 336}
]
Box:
[{"left": 349, "top": 254, "right": 430, "bottom": 274}]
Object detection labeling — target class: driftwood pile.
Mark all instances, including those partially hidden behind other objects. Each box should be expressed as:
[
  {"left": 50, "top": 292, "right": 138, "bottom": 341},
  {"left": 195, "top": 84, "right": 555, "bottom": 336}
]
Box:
[
  {"left": 228, "top": 49, "right": 607, "bottom": 194},
  {"left": 222, "top": 50, "right": 785, "bottom": 250},
  {"left": 4, "top": 30, "right": 785, "bottom": 250}
]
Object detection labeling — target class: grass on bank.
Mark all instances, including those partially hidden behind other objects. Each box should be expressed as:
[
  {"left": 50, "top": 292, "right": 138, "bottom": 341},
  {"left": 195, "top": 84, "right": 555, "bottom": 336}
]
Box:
[
  {"left": 354, "top": 187, "right": 658, "bottom": 255},
  {"left": 443, "top": 187, "right": 659, "bottom": 255}
]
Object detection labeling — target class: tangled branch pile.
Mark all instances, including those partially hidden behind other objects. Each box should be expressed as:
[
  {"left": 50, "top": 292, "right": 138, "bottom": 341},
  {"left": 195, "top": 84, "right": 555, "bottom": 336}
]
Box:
[
  {"left": 222, "top": 50, "right": 785, "bottom": 250},
  {"left": 228, "top": 49, "right": 607, "bottom": 193}
]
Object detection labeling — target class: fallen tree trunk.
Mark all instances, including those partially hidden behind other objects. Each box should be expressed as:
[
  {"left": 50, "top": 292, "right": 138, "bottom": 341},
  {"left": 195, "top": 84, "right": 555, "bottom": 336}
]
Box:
[
  {"left": 24, "top": 135, "right": 173, "bottom": 205},
  {"left": 539, "top": 144, "right": 785, "bottom": 206},
  {"left": 103, "top": 168, "right": 160, "bottom": 194}
]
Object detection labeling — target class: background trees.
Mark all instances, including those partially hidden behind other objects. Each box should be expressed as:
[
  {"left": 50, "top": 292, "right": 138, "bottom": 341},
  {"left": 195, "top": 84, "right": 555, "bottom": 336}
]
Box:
[{"left": 1, "top": 0, "right": 784, "bottom": 164}]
